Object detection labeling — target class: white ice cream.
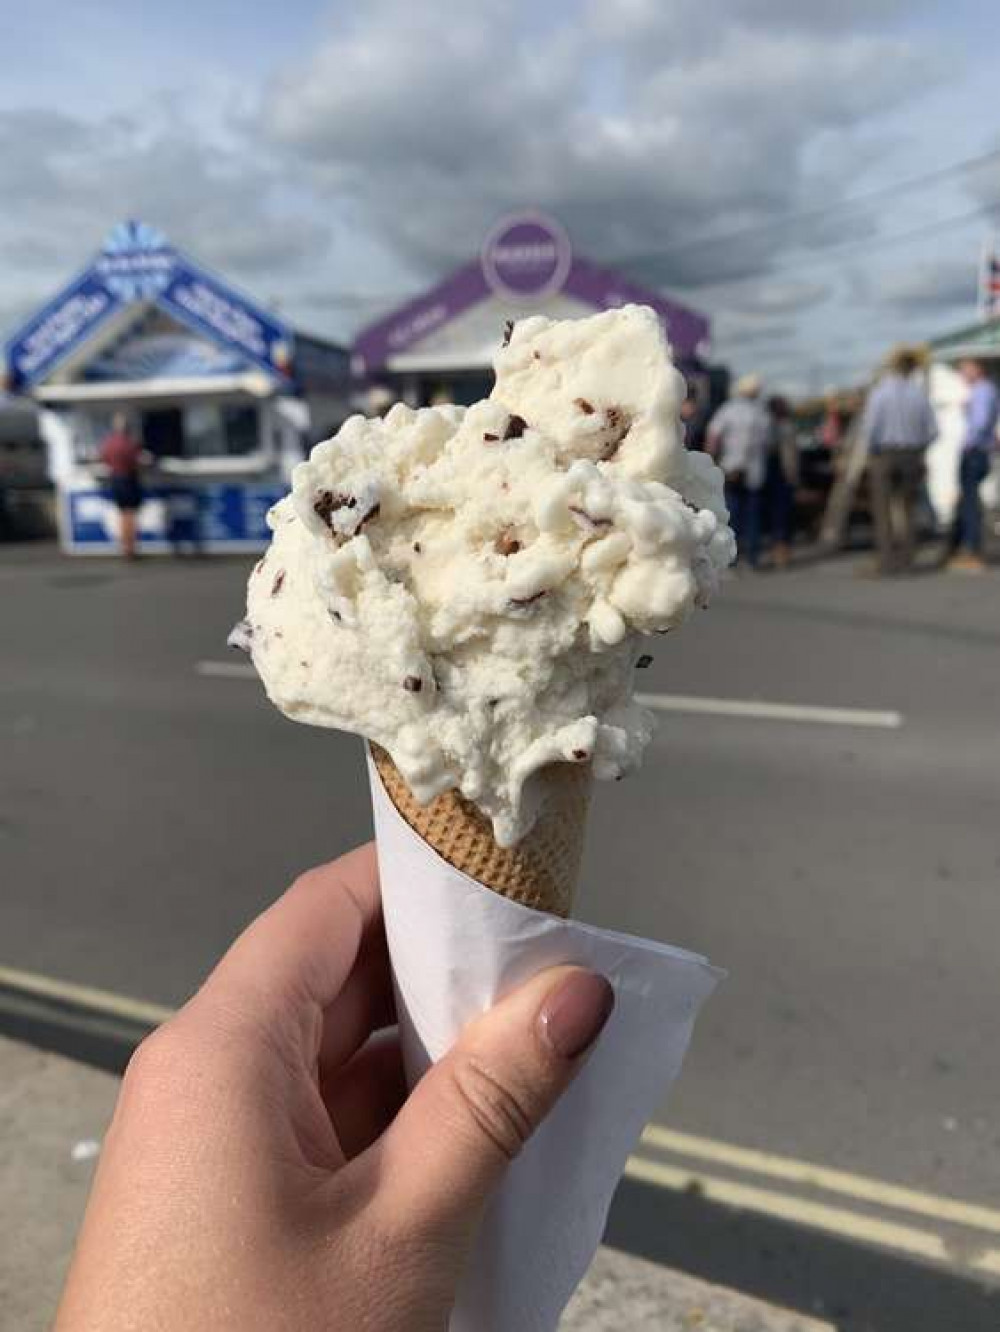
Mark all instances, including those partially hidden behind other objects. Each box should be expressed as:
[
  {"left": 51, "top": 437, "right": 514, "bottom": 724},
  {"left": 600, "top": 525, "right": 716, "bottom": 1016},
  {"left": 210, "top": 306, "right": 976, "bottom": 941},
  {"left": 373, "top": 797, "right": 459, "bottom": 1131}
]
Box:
[{"left": 237, "top": 305, "right": 735, "bottom": 845}]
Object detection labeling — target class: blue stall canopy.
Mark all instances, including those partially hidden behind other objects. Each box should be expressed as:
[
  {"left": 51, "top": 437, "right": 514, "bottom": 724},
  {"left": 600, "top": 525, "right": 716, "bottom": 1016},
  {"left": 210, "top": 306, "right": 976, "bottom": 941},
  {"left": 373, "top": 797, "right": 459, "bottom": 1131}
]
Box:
[{"left": 2, "top": 220, "right": 348, "bottom": 399}]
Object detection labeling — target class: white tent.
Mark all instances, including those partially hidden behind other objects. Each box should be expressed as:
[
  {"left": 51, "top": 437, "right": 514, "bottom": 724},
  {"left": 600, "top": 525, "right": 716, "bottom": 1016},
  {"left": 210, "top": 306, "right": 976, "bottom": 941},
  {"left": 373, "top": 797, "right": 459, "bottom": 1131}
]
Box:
[{"left": 926, "top": 361, "right": 967, "bottom": 524}]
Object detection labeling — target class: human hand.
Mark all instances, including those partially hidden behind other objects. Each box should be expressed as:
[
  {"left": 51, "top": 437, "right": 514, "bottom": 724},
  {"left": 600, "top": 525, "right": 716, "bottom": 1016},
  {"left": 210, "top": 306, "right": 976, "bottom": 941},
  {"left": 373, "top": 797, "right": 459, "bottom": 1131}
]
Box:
[{"left": 55, "top": 844, "right": 614, "bottom": 1331}]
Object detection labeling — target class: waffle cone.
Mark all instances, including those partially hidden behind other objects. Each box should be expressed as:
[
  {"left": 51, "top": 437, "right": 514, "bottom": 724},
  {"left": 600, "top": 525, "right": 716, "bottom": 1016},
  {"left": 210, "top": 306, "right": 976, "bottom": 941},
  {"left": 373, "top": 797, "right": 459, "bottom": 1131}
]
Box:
[{"left": 370, "top": 745, "right": 590, "bottom": 918}]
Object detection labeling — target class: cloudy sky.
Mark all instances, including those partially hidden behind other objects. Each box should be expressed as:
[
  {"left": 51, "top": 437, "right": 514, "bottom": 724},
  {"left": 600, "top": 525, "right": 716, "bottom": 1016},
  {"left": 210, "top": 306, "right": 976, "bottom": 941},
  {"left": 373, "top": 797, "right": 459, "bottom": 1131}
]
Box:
[{"left": 3, "top": 0, "right": 999, "bottom": 393}]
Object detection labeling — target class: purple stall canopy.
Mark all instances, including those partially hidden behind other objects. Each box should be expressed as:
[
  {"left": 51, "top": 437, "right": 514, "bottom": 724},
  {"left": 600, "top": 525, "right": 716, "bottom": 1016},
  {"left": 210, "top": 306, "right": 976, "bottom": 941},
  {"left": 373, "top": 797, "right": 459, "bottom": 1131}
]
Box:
[
  {"left": 353, "top": 260, "right": 490, "bottom": 377},
  {"left": 353, "top": 211, "right": 710, "bottom": 374},
  {"left": 563, "top": 256, "right": 709, "bottom": 361}
]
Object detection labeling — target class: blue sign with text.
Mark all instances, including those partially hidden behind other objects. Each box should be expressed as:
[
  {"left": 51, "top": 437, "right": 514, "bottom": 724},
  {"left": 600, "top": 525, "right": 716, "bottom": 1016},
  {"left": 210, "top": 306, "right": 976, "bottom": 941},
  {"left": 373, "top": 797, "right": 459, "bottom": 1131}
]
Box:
[
  {"left": 5, "top": 271, "right": 123, "bottom": 391},
  {"left": 4, "top": 219, "right": 294, "bottom": 392},
  {"left": 160, "top": 269, "right": 292, "bottom": 381},
  {"left": 66, "top": 483, "right": 286, "bottom": 551}
]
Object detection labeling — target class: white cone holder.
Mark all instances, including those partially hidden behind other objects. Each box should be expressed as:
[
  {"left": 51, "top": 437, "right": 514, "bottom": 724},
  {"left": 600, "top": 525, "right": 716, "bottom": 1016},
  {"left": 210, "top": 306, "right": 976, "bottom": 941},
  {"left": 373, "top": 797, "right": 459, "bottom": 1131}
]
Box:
[{"left": 368, "top": 753, "right": 723, "bottom": 1332}]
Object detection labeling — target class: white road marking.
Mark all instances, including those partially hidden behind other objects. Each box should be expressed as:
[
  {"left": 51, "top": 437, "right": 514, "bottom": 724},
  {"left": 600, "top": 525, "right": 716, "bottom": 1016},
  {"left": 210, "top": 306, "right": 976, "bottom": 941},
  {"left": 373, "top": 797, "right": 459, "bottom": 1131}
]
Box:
[
  {"left": 624, "top": 1155, "right": 1000, "bottom": 1277},
  {"left": 641, "top": 1124, "right": 1000, "bottom": 1236},
  {"left": 0, "top": 964, "right": 174, "bottom": 1027},
  {"left": 196, "top": 662, "right": 903, "bottom": 731},
  {"left": 195, "top": 660, "right": 258, "bottom": 679},
  {"left": 636, "top": 692, "right": 903, "bottom": 729},
  {"left": 4, "top": 962, "right": 999, "bottom": 1275}
]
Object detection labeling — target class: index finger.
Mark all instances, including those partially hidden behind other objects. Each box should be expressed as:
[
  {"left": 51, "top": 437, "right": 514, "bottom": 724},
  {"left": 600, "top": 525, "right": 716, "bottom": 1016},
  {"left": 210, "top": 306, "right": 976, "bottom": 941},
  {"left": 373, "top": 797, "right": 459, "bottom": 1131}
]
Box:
[{"left": 198, "top": 843, "right": 382, "bottom": 1027}]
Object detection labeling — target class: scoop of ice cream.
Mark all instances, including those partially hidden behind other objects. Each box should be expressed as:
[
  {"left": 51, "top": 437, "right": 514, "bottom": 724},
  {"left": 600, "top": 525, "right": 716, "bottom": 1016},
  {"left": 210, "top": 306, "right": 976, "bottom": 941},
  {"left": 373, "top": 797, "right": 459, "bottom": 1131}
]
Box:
[{"left": 238, "top": 304, "right": 734, "bottom": 845}]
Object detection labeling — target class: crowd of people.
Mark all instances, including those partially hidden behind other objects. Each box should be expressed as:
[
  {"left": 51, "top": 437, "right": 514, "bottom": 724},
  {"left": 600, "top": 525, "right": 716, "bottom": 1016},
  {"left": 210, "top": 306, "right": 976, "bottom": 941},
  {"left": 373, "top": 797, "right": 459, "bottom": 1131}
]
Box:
[
  {"left": 700, "top": 353, "right": 998, "bottom": 575},
  {"left": 93, "top": 361, "right": 998, "bottom": 573},
  {"left": 856, "top": 350, "right": 997, "bottom": 574}
]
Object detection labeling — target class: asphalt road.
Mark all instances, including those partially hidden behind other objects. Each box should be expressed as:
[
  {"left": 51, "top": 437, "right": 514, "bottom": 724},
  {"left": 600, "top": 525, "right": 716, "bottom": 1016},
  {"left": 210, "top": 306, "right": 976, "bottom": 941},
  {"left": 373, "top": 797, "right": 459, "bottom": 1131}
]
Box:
[{"left": 3, "top": 544, "right": 1000, "bottom": 1322}]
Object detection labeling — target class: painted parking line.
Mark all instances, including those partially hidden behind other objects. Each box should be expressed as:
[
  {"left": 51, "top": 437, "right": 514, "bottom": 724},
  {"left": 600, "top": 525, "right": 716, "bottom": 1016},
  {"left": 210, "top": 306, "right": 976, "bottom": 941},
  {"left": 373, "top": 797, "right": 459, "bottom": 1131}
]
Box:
[
  {"left": 624, "top": 1155, "right": 1000, "bottom": 1278},
  {"left": 197, "top": 662, "right": 904, "bottom": 731},
  {"left": 636, "top": 693, "right": 903, "bottom": 729},
  {"left": 3, "top": 964, "right": 998, "bottom": 1275},
  {"left": 0, "top": 963, "right": 174, "bottom": 1026},
  {"left": 640, "top": 1124, "right": 1000, "bottom": 1236}
]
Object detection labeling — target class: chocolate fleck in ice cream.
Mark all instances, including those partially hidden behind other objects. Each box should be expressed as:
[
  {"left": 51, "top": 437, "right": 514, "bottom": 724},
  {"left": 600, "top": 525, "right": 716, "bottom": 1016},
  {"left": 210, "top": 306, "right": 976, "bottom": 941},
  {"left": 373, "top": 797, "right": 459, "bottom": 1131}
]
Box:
[{"left": 235, "top": 305, "right": 734, "bottom": 853}]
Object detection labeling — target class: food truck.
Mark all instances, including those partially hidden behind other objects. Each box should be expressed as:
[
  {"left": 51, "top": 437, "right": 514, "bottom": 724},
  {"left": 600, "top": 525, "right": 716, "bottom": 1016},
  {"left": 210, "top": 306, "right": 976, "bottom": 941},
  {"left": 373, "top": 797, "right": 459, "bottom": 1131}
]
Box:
[
  {"left": 353, "top": 210, "right": 717, "bottom": 412},
  {"left": 2, "top": 220, "right": 351, "bottom": 554}
]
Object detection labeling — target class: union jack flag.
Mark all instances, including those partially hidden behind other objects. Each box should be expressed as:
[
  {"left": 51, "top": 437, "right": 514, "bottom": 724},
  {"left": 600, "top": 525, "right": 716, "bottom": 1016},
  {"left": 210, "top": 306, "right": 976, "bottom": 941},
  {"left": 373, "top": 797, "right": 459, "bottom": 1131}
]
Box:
[{"left": 978, "top": 246, "right": 1000, "bottom": 318}]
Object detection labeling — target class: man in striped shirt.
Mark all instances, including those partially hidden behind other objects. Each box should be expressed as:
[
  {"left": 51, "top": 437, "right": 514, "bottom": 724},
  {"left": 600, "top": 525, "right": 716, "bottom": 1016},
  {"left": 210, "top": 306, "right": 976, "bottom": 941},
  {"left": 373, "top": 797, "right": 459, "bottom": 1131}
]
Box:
[{"left": 860, "top": 348, "right": 937, "bottom": 574}]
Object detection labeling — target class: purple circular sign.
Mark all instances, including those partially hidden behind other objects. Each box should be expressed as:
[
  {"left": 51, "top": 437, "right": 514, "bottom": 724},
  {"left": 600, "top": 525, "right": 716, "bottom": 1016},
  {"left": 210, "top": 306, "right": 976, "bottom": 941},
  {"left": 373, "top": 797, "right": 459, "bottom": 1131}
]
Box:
[{"left": 480, "top": 211, "right": 572, "bottom": 300}]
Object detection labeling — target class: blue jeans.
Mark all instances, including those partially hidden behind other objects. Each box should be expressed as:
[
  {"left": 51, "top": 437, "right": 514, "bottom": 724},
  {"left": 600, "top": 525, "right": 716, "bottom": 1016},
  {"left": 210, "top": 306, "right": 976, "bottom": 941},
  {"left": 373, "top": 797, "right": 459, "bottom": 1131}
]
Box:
[
  {"left": 726, "top": 481, "right": 762, "bottom": 567},
  {"left": 955, "top": 449, "right": 990, "bottom": 554}
]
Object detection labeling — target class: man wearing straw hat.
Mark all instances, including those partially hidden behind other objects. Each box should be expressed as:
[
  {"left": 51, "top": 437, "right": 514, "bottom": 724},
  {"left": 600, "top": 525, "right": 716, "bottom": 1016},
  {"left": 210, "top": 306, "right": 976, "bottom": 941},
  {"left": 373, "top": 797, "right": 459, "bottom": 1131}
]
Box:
[
  {"left": 860, "top": 346, "right": 937, "bottom": 575},
  {"left": 707, "top": 372, "right": 770, "bottom": 568}
]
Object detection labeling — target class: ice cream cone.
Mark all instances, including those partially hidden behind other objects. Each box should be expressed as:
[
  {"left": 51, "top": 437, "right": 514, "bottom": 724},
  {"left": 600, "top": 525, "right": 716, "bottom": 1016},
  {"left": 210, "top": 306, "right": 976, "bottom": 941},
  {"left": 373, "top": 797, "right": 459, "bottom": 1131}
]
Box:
[{"left": 370, "top": 744, "right": 590, "bottom": 918}]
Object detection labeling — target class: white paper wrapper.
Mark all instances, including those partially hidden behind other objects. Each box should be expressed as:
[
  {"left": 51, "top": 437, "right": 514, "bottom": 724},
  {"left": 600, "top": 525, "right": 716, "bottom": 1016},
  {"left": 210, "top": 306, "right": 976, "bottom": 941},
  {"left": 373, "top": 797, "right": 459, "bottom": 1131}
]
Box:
[{"left": 368, "top": 754, "right": 723, "bottom": 1332}]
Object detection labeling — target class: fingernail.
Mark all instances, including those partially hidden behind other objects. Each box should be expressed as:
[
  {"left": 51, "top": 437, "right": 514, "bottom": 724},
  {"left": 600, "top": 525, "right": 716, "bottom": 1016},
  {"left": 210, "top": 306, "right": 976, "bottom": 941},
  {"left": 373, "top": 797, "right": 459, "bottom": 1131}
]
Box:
[{"left": 538, "top": 970, "right": 615, "bottom": 1060}]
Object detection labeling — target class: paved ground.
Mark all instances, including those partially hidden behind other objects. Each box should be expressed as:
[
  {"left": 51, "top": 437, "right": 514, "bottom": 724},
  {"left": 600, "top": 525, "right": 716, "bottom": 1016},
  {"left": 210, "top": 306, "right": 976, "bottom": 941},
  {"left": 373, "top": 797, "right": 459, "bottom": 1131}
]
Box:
[
  {"left": 0, "top": 1036, "right": 831, "bottom": 1332},
  {"left": 2, "top": 545, "right": 1000, "bottom": 1328}
]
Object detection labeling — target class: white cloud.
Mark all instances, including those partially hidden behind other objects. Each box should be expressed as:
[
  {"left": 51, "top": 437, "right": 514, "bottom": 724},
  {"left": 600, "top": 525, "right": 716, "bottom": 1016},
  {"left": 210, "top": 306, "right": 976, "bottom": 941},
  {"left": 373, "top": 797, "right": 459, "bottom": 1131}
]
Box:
[
  {"left": 880, "top": 257, "right": 978, "bottom": 314},
  {"left": 0, "top": 104, "right": 331, "bottom": 327},
  {"left": 713, "top": 309, "right": 798, "bottom": 347},
  {"left": 589, "top": 0, "right": 922, "bottom": 51},
  {"left": 262, "top": 0, "right": 942, "bottom": 297},
  {"left": 728, "top": 281, "right": 831, "bottom": 314},
  {"left": 0, "top": 0, "right": 986, "bottom": 391}
]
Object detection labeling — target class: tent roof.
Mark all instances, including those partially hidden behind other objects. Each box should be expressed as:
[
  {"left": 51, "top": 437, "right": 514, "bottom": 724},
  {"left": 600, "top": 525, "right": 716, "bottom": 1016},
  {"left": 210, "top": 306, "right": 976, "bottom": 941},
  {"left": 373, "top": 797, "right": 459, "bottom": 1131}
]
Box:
[
  {"left": 353, "top": 211, "right": 710, "bottom": 374},
  {"left": 930, "top": 316, "right": 1000, "bottom": 361},
  {"left": 3, "top": 220, "right": 348, "bottom": 396}
]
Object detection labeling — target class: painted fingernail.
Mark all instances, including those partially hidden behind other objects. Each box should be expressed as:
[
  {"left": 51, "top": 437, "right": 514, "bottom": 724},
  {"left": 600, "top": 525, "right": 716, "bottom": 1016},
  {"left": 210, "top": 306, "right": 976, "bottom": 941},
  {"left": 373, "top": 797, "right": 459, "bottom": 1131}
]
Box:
[{"left": 538, "top": 970, "right": 615, "bottom": 1060}]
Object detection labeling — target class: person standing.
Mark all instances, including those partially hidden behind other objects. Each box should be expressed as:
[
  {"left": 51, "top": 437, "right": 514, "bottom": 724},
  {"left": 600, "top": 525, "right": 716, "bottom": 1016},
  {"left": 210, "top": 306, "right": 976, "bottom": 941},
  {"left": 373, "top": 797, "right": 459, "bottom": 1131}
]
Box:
[
  {"left": 860, "top": 348, "right": 937, "bottom": 574},
  {"left": 680, "top": 383, "right": 708, "bottom": 452},
  {"left": 819, "top": 398, "right": 844, "bottom": 451},
  {"left": 948, "top": 358, "right": 998, "bottom": 572},
  {"left": 764, "top": 395, "right": 799, "bottom": 569},
  {"left": 707, "top": 373, "right": 770, "bottom": 568},
  {"left": 99, "top": 412, "right": 145, "bottom": 559}
]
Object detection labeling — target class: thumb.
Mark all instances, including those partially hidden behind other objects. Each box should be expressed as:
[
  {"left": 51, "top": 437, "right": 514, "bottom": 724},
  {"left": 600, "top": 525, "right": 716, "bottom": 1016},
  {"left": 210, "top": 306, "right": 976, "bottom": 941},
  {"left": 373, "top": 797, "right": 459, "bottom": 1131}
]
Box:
[{"left": 369, "top": 966, "right": 614, "bottom": 1241}]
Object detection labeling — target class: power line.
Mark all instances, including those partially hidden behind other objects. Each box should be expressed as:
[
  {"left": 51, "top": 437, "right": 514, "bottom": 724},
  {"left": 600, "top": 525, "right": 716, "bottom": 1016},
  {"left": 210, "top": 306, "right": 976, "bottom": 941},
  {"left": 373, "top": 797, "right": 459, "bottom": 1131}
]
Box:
[
  {"left": 618, "top": 144, "right": 1000, "bottom": 264},
  {"left": 328, "top": 202, "right": 998, "bottom": 313},
  {"left": 296, "top": 151, "right": 1000, "bottom": 316},
  {"left": 679, "top": 199, "right": 999, "bottom": 294}
]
